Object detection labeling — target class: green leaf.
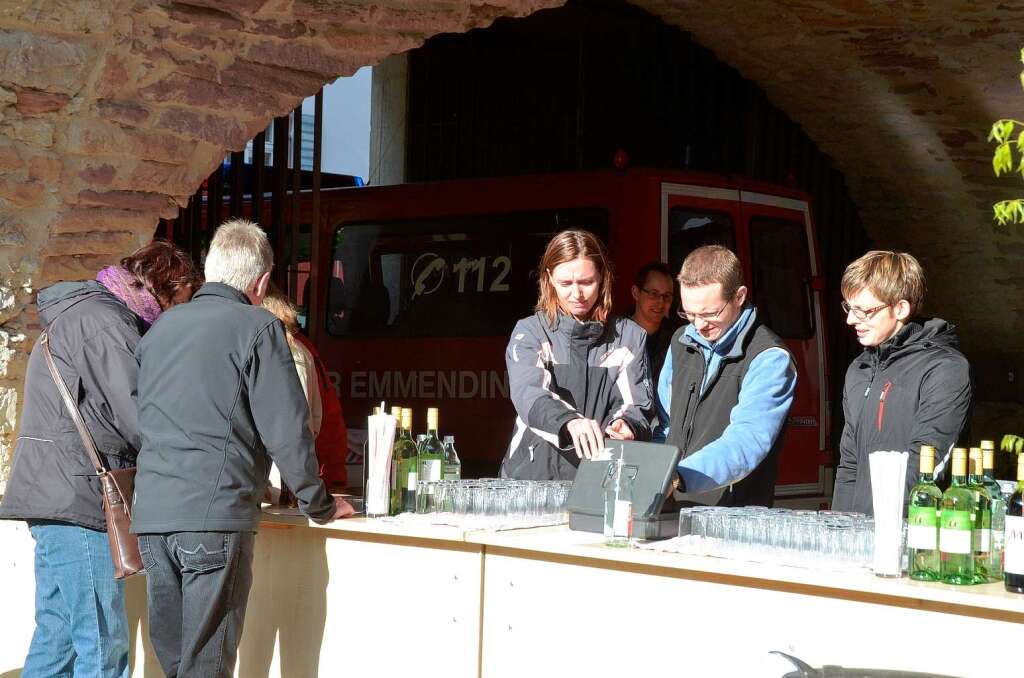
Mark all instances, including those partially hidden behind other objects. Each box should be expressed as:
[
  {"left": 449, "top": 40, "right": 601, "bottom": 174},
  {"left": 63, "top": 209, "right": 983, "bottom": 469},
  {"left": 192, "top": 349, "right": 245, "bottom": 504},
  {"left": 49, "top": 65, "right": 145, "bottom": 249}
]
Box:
[
  {"left": 1017, "top": 130, "right": 1024, "bottom": 153},
  {"left": 994, "top": 142, "right": 1014, "bottom": 175},
  {"left": 988, "top": 123, "right": 1001, "bottom": 143}
]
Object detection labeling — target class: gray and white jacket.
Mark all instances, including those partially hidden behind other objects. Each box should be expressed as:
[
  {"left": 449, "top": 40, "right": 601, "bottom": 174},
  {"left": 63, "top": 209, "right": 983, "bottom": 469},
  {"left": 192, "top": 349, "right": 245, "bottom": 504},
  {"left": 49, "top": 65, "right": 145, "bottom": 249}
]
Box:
[{"left": 500, "top": 311, "right": 655, "bottom": 480}]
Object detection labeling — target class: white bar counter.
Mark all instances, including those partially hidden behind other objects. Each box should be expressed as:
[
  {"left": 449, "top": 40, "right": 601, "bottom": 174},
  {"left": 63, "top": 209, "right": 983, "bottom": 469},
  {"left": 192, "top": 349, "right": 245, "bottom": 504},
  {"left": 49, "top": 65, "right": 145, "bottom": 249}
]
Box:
[{"left": 1, "top": 511, "right": 1022, "bottom": 677}]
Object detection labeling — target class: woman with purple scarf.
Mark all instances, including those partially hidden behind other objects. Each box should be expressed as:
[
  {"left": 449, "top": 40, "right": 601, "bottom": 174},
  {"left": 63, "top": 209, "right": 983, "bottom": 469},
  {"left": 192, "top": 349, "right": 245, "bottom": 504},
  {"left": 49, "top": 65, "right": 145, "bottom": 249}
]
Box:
[{"left": 0, "top": 240, "right": 201, "bottom": 678}]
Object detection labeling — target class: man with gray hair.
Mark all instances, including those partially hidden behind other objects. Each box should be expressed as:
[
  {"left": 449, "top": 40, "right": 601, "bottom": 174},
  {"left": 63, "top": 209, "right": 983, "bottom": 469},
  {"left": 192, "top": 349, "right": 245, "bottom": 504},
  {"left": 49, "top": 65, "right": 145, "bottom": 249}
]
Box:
[{"left": 132, "top": 219, "right": 352, "bottom": 677}]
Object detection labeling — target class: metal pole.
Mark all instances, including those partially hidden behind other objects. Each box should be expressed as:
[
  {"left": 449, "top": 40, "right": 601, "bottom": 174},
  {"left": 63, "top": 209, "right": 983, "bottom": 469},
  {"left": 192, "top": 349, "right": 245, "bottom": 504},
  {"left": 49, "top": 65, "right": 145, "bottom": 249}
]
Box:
[
  {"left": 290, "top": 105, "right": 302, "bottom": 302},
  {"left": 271, "top": 115, "right": 289, "bottom": 289},
  {"left": 230, "top": 151, "right": 244, "bottom": 218},
  {"left": 309, "top": 89, "right": 324, "bottom": 344},
  {"left": 252, "top": 131, "right": 266, "bottom": 225}
]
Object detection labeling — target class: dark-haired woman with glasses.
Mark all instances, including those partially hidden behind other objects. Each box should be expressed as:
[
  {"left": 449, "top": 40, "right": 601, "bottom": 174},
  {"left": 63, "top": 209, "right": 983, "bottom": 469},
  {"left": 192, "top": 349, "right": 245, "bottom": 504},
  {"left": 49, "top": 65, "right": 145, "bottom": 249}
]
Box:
[{"left": 500, "top": 230, "right": 655, "bottom": 481}]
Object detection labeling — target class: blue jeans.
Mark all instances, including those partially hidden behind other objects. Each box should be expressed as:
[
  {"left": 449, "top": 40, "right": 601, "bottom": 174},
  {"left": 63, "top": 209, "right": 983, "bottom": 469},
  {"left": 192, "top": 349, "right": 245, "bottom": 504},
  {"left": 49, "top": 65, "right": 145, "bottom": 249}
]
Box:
[{"left": 23, "top": 521, "right": 130, "bottom": 678}]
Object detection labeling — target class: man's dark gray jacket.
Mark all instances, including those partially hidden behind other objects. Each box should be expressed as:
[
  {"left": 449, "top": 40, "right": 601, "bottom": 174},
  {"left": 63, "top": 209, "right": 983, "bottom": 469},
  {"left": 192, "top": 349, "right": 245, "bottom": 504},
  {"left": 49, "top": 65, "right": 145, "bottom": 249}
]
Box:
[
  {"left": 832, "top": 318, "right": 972, "bottom": 515},
  {"left": 131, "top": 283, "right": 335, "bottom": 533}
]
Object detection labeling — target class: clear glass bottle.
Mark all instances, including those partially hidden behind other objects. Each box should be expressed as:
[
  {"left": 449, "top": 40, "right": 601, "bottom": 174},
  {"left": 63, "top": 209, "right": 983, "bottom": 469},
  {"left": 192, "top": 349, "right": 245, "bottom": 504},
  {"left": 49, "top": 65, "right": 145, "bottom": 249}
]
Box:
[
  {"left": 907, "top": 445, "right": 942, "bottom": 581},
  {"left": 390, "top": 408, "right": 418, "bottom": 515},
  {"left": 416, "top": 407, "right": 445, "bottom": 490},
  {"left": 603, "top": 454, "right": 634, "bottom": 547},
  {"left": 1004, "top": 453, "right": 1024, "bottom": 594},
  {"left": 981, "top": 441, "right": 1006, "bottom": 581},
  {"left": 940, "top": 448, "right": 976, "bottom": 585},
  {"left": 968, "top": 448, "right": 993, "bottom": 583},
  {"left": 442, "top": 435, "right": 462, "bottom": 481}
]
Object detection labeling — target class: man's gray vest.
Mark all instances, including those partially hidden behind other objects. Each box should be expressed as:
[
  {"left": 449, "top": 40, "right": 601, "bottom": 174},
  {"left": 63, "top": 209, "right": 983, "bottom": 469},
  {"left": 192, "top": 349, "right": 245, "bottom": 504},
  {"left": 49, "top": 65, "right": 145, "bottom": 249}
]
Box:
[{"left": 666, "top": 315, "right": 791, "bottom": 507}]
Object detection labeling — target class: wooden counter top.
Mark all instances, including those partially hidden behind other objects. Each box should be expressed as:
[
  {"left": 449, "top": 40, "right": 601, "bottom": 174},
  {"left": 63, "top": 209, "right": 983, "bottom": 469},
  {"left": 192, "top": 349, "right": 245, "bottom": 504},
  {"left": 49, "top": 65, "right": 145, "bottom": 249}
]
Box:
[{"left": 260, "top": 508, "right": 1024, "bottom": 622}]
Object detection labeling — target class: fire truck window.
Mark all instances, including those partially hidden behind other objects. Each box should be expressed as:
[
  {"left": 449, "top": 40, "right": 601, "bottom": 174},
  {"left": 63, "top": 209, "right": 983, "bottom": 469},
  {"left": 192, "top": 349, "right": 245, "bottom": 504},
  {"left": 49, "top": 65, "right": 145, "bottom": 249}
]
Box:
[
  {"left": 667, "top": 208, "right": 736, "bottom": 277},
  {"left": 326, "top": 209, "right": 609, "bottom": 338},
  {"left": 749, "top": 217, "right": 813, "bottom": 340}
]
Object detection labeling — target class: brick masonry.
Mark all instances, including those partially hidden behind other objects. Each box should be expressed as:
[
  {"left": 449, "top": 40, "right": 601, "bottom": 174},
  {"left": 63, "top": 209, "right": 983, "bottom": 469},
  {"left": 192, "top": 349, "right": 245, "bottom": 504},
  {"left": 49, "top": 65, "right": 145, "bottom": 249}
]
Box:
[
  {"left": 0, "top": 0, "right": 559, "bottom": 481},
  {"left": 0, "top": 0, "right": 1019, "bottom": 480}
]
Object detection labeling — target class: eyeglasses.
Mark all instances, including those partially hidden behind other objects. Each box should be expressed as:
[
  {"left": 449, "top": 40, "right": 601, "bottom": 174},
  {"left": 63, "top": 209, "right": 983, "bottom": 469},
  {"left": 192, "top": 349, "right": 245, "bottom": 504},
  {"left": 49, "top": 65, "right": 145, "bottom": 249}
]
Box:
[
  {"left": 641, "top": 288, "right": 674, "bottom": 303},
  {"left": 841, "top": 301, "right": 890, "bottom": 321},
  {"left": 678, "top": 299, "right": 731, "bottom": 323}
]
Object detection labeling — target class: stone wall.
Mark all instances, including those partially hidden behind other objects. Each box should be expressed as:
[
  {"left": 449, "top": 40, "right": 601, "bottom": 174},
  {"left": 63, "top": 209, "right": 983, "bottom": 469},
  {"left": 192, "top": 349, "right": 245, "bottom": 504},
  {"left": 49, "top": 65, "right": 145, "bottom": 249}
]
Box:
[
  {"left": 0, "top": 0, "right": 558, "bottom": 482},
  {"left": 1, "top": 0, "right": 1022, "bottom": 480}
]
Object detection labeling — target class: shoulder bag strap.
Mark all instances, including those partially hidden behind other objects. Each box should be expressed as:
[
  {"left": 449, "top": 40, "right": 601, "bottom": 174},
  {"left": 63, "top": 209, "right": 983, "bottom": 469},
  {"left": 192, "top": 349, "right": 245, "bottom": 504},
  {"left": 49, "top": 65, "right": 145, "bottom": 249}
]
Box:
[{"left": 39, "top": 331, "right": 107, "bottom": 476}]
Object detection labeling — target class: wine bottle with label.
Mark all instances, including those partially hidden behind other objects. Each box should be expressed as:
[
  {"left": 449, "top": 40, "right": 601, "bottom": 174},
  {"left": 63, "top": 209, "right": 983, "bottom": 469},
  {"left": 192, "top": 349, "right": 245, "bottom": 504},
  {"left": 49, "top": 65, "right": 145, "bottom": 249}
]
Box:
[
  {"left": 1005, "top": 453, "right": 1024, "bottom": 594},
  {"left": 416, "top": 407, "right": 445, "bottom": 494},
  {"left": 386, "top": 406, "right": 401, "bottom": 512},
  {"left": 390, "top": 408, "right": 418, "bottom": 515},
  {"left": 443, "top": 435, "right": 462, "bottom": 481},
  {"left": 981, "top": 440, "right": 1006, "bottom": 581},
  {"left": 940, "top": 448, "right": 976, "bottom": 585},
  {"left": 907, "top": 445, "right": 942, "bottom": 581},
  {"left": 968, "top": 448, "right": 993, "bottom": 583}
]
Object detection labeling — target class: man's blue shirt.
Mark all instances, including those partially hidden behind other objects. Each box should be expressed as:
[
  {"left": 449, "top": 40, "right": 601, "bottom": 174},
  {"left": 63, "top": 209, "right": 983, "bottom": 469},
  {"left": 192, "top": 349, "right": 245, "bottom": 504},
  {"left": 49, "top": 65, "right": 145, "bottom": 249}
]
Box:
[{"left": 655, "top": 306, "right": 797, "bottom": 493}]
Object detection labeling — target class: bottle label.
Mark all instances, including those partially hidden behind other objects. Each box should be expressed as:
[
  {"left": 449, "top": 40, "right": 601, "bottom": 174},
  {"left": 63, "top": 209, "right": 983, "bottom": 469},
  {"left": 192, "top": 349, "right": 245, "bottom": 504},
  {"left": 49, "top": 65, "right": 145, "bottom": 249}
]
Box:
[
  {"left": 613, "top": 500, "right": 631, "bottom": 537},
  {"left": 406, "top": 471, "right": 418, "bottom": 492},
  {"left": 1005, "top": 515, "right": 1024, "bottom": 575},
  {"left": 907, "top": 505, "right": 938, "bottom": 550},
  {"left": 443, "top": 465, "right": 460, "bottom": 481},
  {"left": 939, "top": 509, "right": 973, "bottom": 555},
  {"left": 420, "top": 459, "right": 442, "bottom": 483},
  {"left": 974, "top": 528, "right": 991, "bottom": 552}
]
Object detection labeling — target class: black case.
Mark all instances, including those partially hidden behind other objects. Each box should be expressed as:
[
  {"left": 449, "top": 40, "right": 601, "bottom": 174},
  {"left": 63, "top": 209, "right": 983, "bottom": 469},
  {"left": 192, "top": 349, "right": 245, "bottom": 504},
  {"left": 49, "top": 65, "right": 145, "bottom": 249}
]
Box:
[{"left": 566, "top": 440, "right": 682, "bottom": 539}]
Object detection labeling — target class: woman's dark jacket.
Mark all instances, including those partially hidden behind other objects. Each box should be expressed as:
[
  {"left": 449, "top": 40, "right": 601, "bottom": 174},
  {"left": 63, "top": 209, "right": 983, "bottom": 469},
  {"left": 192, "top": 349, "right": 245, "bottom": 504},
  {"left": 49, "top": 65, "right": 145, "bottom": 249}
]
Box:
[
  {"left": 500, "top": 312, "right": 655, "bottom": 481},
  {"left": 0, "top": 281, "right": 144, "bottom": 530}
]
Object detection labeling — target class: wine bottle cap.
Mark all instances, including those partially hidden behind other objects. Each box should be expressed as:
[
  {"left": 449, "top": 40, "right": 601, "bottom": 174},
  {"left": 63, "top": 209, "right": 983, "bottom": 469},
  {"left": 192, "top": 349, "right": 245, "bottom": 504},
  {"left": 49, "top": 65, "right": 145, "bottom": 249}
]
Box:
[
  {"left": 401, "top": 408, "right": 412, "bottom": 429},
  {"left": 1018, "top": 453, "right": 1024, "bottom": 481},
  {"left": 919, "top": 445, "right": 935, "bottom": 473},
  {"left": 968, "top": 451, "right": 983, "bottom": 476},
  {"left": 983, "top": 448, "right": 994, "bottom": 471},
  {"left": 952, "top": 448, "right": 967, "bottom": 476},
  {"left": 980, "top": 439, "right": 995, "bottom": 451},
  {"left": 427, "top": 407, "right": 439, "bottom": 430},
  {"left": 390, "top": 406, "right": 401, "bottom": 419}
]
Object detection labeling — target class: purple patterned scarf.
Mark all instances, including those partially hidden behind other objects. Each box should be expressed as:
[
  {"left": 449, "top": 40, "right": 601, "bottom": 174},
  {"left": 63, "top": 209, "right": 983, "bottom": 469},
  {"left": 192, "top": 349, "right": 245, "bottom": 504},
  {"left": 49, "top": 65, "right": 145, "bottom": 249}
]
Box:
[{"left": 96, "top": 266, "right": 162, "bottom": 327}]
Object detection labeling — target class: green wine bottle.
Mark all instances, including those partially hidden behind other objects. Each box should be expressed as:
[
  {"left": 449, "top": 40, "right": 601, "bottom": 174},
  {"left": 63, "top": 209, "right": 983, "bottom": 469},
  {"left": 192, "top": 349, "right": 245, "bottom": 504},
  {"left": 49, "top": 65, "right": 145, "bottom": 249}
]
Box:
[
  {"left": 907, "top": 445, "right": 942, "bottom": 581},
  {"left": 968, "top": 447, "right": 992, "bottom": 583},
  {"left": 981, "top": 440, "right": 1006, "bottom": 581},
  {"left": 390, "top": 408, "right": 418, "bottom": 515},
  {"left": 386, "top": 406, "right": 401, "bottom": 514},
  {"left": 940, "top": 448, "right": 976, "bottom": 585},
  {"left": 416, "top": 407, "right": 445, "bottom": 511}
]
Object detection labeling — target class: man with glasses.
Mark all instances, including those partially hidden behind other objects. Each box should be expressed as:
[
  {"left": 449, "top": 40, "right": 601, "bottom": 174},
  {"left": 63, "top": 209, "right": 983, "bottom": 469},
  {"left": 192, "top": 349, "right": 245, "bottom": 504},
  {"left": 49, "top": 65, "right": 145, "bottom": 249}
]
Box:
[
  {"left": 832, "top": 250, "right": 971, "bottom": 515},
  {"left": 656, "top": 245, "right": 797, "bottom": 506},
  {"left": 630, "top": 261, "right": 678, "bottom": 387}
]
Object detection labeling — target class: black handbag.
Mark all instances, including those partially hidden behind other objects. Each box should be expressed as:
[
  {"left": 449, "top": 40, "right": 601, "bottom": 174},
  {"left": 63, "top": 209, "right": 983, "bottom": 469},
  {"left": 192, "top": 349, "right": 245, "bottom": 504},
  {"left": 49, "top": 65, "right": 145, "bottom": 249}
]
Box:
[{"left": 40, "top": 332, "right": 143, "bottom": 579}]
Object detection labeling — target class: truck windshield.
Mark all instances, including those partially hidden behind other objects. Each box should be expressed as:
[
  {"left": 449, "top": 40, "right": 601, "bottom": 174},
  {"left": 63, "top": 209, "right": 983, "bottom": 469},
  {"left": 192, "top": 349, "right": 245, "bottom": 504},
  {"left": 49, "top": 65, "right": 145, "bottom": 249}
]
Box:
[{"left": 326, "top": 208, "right": 609, "bottom": 338}]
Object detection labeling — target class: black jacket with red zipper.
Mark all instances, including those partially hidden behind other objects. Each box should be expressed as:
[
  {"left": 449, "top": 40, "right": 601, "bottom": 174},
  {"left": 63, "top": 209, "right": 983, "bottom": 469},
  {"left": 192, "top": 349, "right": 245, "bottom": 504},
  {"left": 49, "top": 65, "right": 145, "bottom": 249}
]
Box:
[{"left": 832, "top": 318, "right": 972, "bottom": 515}]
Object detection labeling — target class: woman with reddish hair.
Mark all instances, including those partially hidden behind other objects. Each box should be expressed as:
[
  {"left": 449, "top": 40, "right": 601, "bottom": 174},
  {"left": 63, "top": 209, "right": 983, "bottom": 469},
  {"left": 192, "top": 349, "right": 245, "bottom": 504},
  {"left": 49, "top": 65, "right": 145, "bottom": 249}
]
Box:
[
  {"left": 0, "top": 240, "right": 201, "bottom": 678},
  {"left": 500, "top": 230, "right": 654, "bottom": 481}
]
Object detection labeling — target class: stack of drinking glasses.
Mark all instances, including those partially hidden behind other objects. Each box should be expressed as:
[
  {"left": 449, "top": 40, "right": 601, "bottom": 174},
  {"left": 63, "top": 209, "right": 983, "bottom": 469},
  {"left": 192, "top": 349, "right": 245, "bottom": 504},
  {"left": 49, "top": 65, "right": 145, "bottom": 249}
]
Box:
[
  {"left": 407, "top": 478, "right": 573, "bottom": 529},
  {"left": 664, "top": 507, "right": 875, "bottom": 571}
]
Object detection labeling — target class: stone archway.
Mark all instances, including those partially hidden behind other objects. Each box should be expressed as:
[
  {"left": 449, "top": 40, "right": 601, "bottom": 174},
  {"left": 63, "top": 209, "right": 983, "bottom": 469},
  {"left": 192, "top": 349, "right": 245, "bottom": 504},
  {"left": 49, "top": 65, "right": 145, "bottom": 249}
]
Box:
[{"left": 0, "top": 0, "right": 562, "bottom": 478}]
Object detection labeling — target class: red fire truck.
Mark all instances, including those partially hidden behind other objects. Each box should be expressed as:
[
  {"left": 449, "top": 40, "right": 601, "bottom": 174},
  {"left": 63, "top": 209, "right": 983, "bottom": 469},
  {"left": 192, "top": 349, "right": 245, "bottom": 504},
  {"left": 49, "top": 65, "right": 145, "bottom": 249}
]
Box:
[{"left": 303, "top": 168, "right": 832, "bottom": 499}]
